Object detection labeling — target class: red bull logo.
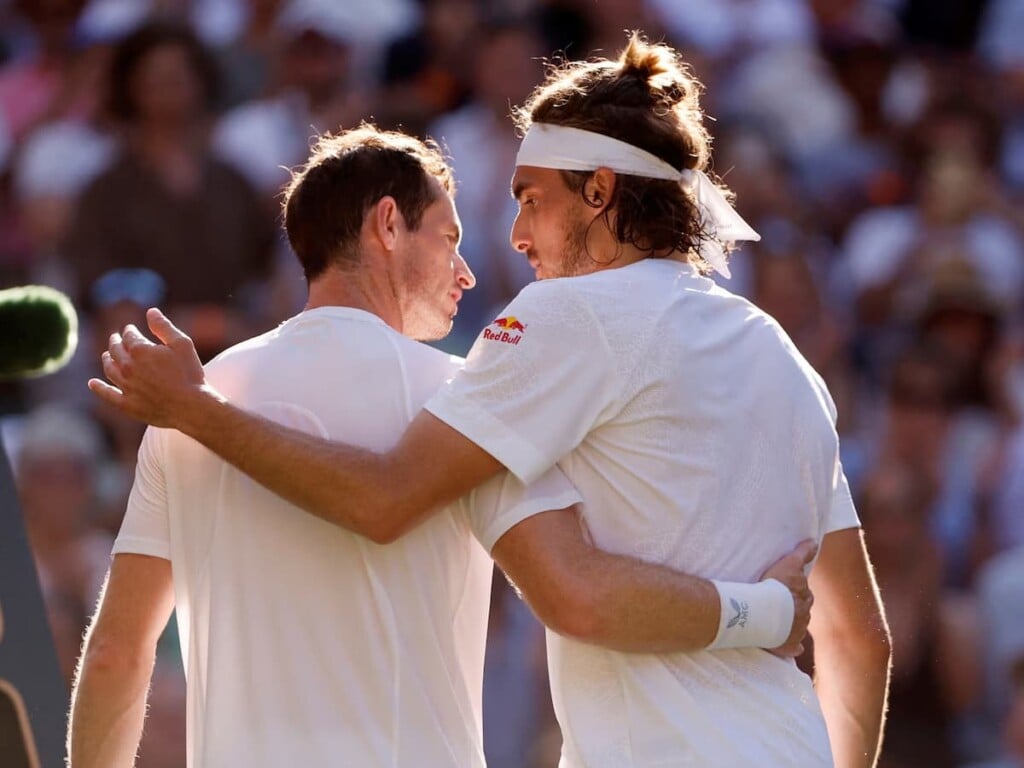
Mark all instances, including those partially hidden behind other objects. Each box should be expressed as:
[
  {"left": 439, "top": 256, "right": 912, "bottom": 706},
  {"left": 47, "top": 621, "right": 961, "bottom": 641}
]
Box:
[{"left": 483, "top": 316, "right": 526, "bottom": 345}]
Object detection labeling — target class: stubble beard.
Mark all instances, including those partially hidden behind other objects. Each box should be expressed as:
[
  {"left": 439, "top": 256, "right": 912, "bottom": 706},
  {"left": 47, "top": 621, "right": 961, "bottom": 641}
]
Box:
[{"left": 558, "top": 214, "right": 591, "bottom": 278}]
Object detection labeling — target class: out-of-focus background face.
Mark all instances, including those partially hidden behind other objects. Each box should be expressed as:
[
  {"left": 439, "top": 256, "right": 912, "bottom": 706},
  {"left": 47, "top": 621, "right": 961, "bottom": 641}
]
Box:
[{"left": 1, "top": 1, "right": 1024, "bottom": 766}]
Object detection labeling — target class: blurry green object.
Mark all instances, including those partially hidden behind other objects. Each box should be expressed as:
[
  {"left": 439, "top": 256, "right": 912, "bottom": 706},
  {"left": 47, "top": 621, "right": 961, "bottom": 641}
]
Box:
[{"left": 0, "top": 286, "right": 79, "bottom": 379}]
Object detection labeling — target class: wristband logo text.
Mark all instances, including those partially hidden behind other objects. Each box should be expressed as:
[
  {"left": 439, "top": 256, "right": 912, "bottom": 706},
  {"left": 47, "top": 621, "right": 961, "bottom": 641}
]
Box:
[
  {"left": 482, "top": 316, "right": 526, "bottom": 346},
  {"left": 727, "top": 598, "right": 749, "bottom": 629}
]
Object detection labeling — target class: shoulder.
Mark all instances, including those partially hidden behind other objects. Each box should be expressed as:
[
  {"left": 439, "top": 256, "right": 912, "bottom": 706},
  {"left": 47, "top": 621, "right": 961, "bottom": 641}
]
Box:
[
  {"left": 392, "top": 334, "right": 465, "bottom": 375},
  {"left": 204, "top": 325, "right": 283, "bottom": 375},
  {"left": 505, "top": 277, "right": 600, "bottom": 323}
]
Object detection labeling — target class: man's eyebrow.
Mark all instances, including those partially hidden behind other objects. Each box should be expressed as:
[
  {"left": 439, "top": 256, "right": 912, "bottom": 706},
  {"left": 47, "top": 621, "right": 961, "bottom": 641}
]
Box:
[{"left": 512, "top": 180, "right": 529, "bottom": 200}]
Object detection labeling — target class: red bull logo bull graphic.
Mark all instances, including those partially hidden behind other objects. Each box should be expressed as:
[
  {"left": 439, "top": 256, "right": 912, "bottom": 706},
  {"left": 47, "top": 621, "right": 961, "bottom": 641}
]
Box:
[{"left": 483, "top": 316, "right": 526, "bottom": 345}]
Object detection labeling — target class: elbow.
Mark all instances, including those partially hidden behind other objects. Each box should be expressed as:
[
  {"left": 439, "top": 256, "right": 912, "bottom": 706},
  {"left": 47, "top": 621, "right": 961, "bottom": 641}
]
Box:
[
  {"left": 824, "top": 618, "right": 892, "bottom": 671},
  {"left": 363, "top": 520, "right": 402, "bottom": 546},
  {"left": 859, "top": 609, "right": 893, "bottom": 669},
  {"left": 872, "top": 622, "right": 894, "bottom": 670},
  {"left": 536, "top": 586, "right": 605, "bottom": 643},
  {"left": 349, "top": 488, "right": 407, "bottom": 546},
  {"left": 80, "top": 632, "right": 153, "bottom": 679}
]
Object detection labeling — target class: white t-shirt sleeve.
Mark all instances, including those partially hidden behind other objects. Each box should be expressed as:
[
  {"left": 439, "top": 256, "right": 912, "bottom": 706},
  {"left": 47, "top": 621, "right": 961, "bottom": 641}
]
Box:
[
  {"left": 461, "top": 465, "right": 583, "bottom": 553},
  {"left": 824, "top": 461, "right": 860, "bottom": 534},
  {"left": 425, "top": 281, "right": 622, "bottom": 484},
  {"left": 112, "top": 427, "right": 171, "bottom": 560},
  {"left": 813, "top": 371, "right": 860, "bottom": 535}
]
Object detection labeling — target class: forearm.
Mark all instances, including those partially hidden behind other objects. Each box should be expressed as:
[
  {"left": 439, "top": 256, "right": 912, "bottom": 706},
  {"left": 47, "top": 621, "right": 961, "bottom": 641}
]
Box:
[
  {"left": 495, "top": 509, "right": 796, "bottom": 654},
  {"left": 68, "top": 648, "right": 156, "bottom": 768},
  {"left": 813, "top": 634, "right": 892, "bottom": 768},
  {"left": 178, "top": 389, "right": 403, "bottom": 540},
  {"left": 574, "top": 550, "right": 721, "bottom": 652}
]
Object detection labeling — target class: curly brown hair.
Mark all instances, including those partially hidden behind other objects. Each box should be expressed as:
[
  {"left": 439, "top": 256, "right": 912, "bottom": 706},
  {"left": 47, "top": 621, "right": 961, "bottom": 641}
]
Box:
[{"left": 514, "top": 33, "right": 732, "bottom": 273}]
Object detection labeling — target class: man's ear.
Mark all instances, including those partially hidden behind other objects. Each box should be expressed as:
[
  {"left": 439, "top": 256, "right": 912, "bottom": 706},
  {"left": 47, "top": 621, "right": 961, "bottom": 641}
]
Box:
[
  {"left": 583, "top": 168, "right": 617, "bottom": 216},
  {"left": 371, "top": 196, "right": 402, "bottom": 252}
]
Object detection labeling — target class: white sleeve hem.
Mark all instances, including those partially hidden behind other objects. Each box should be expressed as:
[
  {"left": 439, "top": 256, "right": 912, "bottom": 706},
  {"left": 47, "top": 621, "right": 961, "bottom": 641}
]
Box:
[
  {"left": 425, "top": 393, "right": 550, "bottom": 484},
  {"left": 111, "top": 535, "right": 171, "bottom": 561},
  {"left": 477, "top": 489, "right": 583, "bottom": 553}
]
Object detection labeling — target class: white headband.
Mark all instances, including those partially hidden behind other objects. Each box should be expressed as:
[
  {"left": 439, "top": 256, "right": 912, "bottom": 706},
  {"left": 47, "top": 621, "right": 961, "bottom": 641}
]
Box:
[{"left": 515, "top": 123, "right": 761, "bottom": 278}]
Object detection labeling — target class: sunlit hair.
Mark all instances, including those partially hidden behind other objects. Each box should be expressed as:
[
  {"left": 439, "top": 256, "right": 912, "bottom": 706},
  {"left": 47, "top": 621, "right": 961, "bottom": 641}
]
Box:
[
  {"left": 514, "top": 33, "right": 732, "bottom": 273},
  {"left": 282, "top": 124, "right": 454, "bottom": 281}
]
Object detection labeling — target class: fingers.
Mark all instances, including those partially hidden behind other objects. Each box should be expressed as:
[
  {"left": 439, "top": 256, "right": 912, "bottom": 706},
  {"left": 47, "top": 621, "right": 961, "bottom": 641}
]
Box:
[
  {"left": 147, "top": 307, "right": 192, "bottom": 350},
  {"left": 108, "top": 333, "right": 130, "bottom": 368},
  {"left": 120, "top": 323, "right": 156, "bottom": 353},
  {"left": 793, "top": 538, "right": 819, "bottom": 566},
  {"left": 102, "top": 350, "right": 129, "bottom": 390},
  {"left": 88, "top": 377, "right": 124, "bottom": 408},
  {"left": 769, "top": 641, "right": 805, "bottom": 659}
]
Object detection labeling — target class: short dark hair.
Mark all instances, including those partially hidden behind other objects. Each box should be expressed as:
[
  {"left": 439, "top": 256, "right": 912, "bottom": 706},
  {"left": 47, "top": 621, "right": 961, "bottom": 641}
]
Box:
[
  {"left": 514, "top": 33, "right": 728, "bottom": 273},
  {"left": 108, "top": 19, "right": 220, "bottom": 122},
  {"left": 282, "top": 124, "right": 454, "bottom": 281}
]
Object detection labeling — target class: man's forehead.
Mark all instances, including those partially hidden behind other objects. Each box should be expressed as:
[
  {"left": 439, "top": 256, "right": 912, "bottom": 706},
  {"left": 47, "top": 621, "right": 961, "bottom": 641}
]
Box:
[
  {"left": 435, "top": 192, "right": 462, "bottom": 236},
  {"left": 511, "top": 166, "right": 547, "bottom": 197}
]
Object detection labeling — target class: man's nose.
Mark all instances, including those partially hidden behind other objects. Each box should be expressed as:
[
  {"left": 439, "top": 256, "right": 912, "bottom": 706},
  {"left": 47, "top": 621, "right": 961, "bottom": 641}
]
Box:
[
  {"left": 510, "top": 213, "right": 530, "bottom": 253},
  {"left": 455, "top": 252, "right": 476, "bottom": 290}
]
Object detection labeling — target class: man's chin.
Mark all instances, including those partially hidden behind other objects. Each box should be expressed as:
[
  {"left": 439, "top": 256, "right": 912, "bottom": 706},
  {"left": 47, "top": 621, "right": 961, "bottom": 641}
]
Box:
[{"left": 410, "top": 319, "right": 453, "bottom": 343}]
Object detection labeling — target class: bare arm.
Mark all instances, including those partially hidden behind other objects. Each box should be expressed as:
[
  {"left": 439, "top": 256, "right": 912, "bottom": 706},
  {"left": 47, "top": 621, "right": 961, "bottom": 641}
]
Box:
[
  {"left": 491, "top": 507, "right": 816, "bottom": 654},
  {"left": 90, "top": 310, "right": 503, "bottom": 544},
  {"left": 808, "top": 528, "right": 892, "bottom": 768},
  {"left": 69, "top": 553, "right": 175, "bottom": 768}
]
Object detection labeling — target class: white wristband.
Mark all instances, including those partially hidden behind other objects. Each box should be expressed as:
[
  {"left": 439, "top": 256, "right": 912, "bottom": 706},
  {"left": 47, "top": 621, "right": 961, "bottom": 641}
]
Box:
[{"left": 707, "top": 579, "right": 794, "bottom": 650}]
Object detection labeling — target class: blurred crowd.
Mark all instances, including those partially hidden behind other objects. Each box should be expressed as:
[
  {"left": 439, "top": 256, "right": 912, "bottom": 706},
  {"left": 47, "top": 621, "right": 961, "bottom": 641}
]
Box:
[{"left": 1, "top": 0, "right": 1023, "bottom": 766}]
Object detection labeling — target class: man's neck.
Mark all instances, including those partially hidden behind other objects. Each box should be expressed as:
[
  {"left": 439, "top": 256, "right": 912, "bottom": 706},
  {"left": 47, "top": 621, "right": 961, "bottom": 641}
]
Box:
[
  {"left": 581, "top": 242, "right": 686, "bottom": 277},
  {"left": 305, "top": 267, "right": 405, "bottom": 334}
]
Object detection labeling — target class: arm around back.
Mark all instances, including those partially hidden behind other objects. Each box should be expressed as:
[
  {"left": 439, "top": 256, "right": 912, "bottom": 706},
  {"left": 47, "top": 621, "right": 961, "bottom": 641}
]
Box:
[
  {"left": 491, "top": 505, "right": 719, "bottom": 651},
  {"left": 807, "top": 527, "right": 892, "bottom": 768},
  {"left": 92, "top": 309, "right": 505, "bottom": 543},
  {"left": 490, "top": 506, "right": 816, "bottom": 654}
]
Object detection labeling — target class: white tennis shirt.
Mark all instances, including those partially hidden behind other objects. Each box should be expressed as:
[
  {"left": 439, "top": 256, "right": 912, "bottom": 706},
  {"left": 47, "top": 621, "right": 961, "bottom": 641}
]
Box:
[
  {"left": 113, "top": 307, "right": 581, "bottom": 768},
  {"left": 426, "top": 259, "right": 859, "bottom": 767}
]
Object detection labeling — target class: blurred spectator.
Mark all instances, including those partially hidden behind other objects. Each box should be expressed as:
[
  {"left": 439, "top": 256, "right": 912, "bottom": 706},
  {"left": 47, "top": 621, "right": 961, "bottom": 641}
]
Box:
[
  {"left": 10, "top": 119, "right": 114, "bottom": 289},
  {"left": 967, "top": 658, "right": 1024, "bottom": 768},
  {"left": 860, "top": 464, "right": 982, "bottom": 768},
  {"left": 749, "top": 243, "right": 859, "bottom": 437},
  {"left": 212, "top": 2, "right": 365, "bottom": 197},
  {"left": 974, "top": 547, "right": 1024, "bottom": 766},
  {"left": 63, "top": 19, "right": 276, "bottom": 360},
  {"left": 992, "top": 426, "right": 1024, "bottom": 550},
  {"left": 899, "top": 0, "right": 991, "bottom": 52},
  {"left": 650, "top": 0, "right": 815, "bottom": 61},
  {"left": 8, "top": 403, "right": 113, "bottom": 682},
  {"left": 845, "top": 94, "right": 1023, "bottom": 335},
  {"left": 907, "top": 260, "right": 1014, "bottom": 586},
  {"left": 978, "top": 0, "right": 1024, "bottom": 193},
  {"left": 210, "top": 0, "right": 287, "bottom": 108},
  {"left": 0, "top": 0, "right": 91, "bottom": 149},
  {"left": 379, "top": 0, "right": 480, "bottom": 133}
]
